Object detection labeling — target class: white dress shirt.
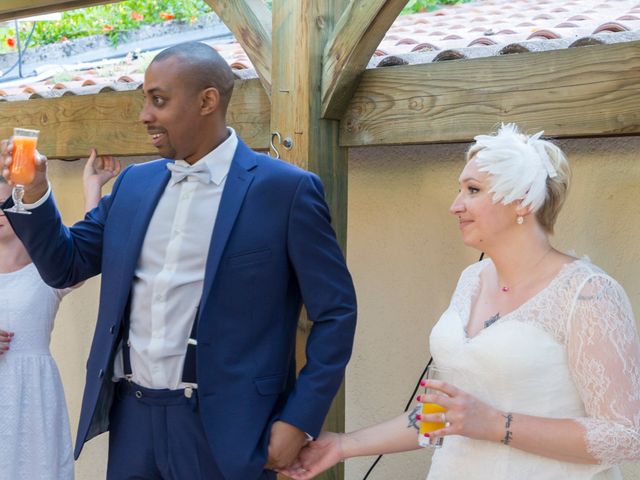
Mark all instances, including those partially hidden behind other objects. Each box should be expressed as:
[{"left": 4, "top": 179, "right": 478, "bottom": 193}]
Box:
[{"left": 112, "top": 129, "right": 238, "bottom": 389}]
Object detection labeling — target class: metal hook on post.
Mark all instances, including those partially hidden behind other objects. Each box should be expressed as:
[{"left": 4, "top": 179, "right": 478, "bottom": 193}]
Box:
[
  {"left": 270, "top": 131, "right": 294, "bottom": 159},
  {"left": 270, "top": 131, "right": 282, "bottom": 159}
]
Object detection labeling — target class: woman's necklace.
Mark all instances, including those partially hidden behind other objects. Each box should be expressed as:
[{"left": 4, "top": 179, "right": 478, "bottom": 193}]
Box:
[{"left": 498, "top": 247, "right": 554, "bottom": 293}]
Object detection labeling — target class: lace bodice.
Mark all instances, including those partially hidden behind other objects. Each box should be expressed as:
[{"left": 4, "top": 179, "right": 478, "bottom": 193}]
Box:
[{"left": 448, "top": 258, "right": 640, "bottom": 466}]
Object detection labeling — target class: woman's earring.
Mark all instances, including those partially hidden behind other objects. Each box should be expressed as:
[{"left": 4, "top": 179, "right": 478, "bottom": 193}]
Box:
[{"left": 516, "top": 216, "right": 524, "bottom": 225}]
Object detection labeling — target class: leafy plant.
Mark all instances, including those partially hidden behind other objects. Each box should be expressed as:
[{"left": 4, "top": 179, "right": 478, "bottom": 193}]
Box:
[
  {"left": 0, "top": 0, "right": 212, "bottom": 53},
  {"left": 402, "top": 0, "right": 471, "bottom": 14}
]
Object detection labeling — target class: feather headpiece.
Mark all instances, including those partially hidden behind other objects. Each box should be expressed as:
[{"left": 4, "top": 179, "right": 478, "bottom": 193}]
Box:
[{"left": 472, "top": 123, "right": 557, "bottom": 212}]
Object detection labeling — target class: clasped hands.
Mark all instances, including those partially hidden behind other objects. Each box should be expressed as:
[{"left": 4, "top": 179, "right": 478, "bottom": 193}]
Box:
[{"left": 278, "top": 380, "right": 503, "bottom": 480}]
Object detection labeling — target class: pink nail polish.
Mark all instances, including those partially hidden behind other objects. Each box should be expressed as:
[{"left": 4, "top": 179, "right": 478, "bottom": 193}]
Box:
[
  {"left": 423, "top": 433, "right": 430, "bottom": 438},
  {"left": 420, "top": 380, "right": 426, "bottom": 387},
  {"left": 416, "top": 414, "right": 422, "bottom": 420},
  {"left": 416, "top": 395, "right": 421, "bottom": 402}
]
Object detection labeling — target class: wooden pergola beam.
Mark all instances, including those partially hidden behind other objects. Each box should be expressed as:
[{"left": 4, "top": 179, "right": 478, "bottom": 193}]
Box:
[
  {"left": 340, "top": 41, "right": 640, "bottom": 146},
  {"left": 205, "top": 0, "right": 273, "bottom": 98},
  {"left": 0, "top": 79, "right": 270, "bottom": 159},
  {"left": 0, "top": 0, "right": 115, "bottom": 21},
  {"left": 321, "top": 0, "right": 407, "bottom": 119},
  {"left": 2, "top": 40, "right": 638, "bottom": 157}
]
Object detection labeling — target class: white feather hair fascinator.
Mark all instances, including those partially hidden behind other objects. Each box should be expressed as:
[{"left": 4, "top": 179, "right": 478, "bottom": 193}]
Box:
[{"left": 472, "top": 123, "right": 557, "bottom": 212}]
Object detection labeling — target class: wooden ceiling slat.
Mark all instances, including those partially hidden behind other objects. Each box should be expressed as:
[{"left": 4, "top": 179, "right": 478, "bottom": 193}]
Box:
[{"left": 0, "top": 79, "right": 270, "bottom": 159}]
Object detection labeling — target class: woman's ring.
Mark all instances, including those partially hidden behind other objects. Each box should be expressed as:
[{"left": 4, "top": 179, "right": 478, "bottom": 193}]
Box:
[{"left": 440, "top": 412, "right": 447, "bottom": 423}]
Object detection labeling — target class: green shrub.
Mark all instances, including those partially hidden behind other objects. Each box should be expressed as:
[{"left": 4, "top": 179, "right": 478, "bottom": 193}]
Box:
[
  {"left": 402, "top": 0, "right": 471, "bottom": 14},
  {"left": 0, "top": 0, "right": 211, "bottom": 53}
]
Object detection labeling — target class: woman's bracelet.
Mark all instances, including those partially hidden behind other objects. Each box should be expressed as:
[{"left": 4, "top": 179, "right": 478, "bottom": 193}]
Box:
[{"left": 501, "top": 412, "right": 513, "bottom": 445}]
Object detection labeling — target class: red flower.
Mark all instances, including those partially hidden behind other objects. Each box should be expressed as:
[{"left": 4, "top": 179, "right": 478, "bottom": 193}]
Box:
[
  {"left": 131, "top": 11, "right": 143, "bottom": 21},
  {"left": 102, "top": 24, "right": 114, "bottom": 32},
  {"left": 5, "top": 37, "right": 15, "bottom": 48},
  {"left": 159, "top": 12, "right": 175, "bottom": 21}
]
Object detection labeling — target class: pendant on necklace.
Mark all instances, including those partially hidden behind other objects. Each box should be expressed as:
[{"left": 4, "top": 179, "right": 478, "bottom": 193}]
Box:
[{"left": 501, "top": 286, "right": 509, "bottom": 292}]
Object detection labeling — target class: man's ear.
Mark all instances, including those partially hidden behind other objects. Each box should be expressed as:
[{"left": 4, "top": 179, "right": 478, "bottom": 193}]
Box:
[{"left": 201, "top": 87, "right": 220, "bottom": 115}]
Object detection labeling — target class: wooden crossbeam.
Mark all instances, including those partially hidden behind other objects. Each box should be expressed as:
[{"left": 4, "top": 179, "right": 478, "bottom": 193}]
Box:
[
  {"left": 321, "top": 0, "right": 407, "bottom": 119},
  {"left": 205, "top": 0, "right": 273, "bottom": 98},
  {"left": 340, "top": 41, "right": 640, "bottom": 146},
  {"left": 0, "top": 0, "right": 117, "bottom": 21},
  {"left": 0, "top": 78, "right": 270, "bottom": 159}
]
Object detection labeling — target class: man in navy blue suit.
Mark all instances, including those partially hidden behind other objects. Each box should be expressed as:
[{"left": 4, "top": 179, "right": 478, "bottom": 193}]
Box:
[{"left": 2, "top": 42, "right": 357, "bottom": 479}]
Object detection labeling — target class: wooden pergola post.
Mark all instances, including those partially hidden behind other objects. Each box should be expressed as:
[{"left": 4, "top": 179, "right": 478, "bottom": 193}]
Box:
[
  {"left": 211, "top": 2, "right": 405, "bottom": 478},
  {"left": 269, "top": 2, "right": 350, "bottom": 478}
]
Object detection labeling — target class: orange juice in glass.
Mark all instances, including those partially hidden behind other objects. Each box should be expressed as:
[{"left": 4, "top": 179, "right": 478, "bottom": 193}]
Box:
[
  {"left": 4, "top": 128, "right": 39, "bottom": 215},
  {"left": 418, "top": 365, "right": 448, "bottom": 448},
  {"left": 10, "top": 129, "right": 39, "bottom": 185}
]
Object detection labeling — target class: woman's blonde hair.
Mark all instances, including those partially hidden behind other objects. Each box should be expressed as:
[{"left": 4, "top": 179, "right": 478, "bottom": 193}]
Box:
[{"left": 466, "top": 124, "right": 571, "bottom": 234}]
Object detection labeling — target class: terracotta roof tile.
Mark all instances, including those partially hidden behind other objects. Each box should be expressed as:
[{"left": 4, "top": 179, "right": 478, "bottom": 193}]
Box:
[{"left": 368, "top": 0, "right": 640, "bottom": 67}]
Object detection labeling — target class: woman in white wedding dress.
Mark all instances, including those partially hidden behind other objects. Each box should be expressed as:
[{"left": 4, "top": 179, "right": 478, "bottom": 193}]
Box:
[
  {"left": 280, "top": 124, "right": 640, "bottom": 480},
  {"left": 0, "top": 151, "right": 119, "bottom": 480}
]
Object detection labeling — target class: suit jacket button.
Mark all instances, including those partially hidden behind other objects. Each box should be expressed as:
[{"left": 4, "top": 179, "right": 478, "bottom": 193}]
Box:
[
  {"left": 109, "top": 325, "right": 116, "bottom": 334},
  {"left": 98, "top": 369, "right": 104, "bottom": 379}
]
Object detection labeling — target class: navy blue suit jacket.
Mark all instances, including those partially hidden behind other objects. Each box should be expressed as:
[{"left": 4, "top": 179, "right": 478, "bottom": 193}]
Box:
[{"left": 5, "top": 139, "right": 357, "bottom": 480}]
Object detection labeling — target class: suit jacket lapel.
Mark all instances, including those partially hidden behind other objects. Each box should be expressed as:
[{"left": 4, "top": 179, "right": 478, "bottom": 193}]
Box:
[
  {"left": 200, "top": 140, "right": 257, "bottom": 308},
  {"left": 115, "top": 162, "right": 171, "bottom": 300}
]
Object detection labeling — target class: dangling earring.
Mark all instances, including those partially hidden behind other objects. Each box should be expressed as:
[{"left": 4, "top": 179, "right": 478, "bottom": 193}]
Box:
[{"left": 516, "top": 216, "right": 524, "bottom": 225}]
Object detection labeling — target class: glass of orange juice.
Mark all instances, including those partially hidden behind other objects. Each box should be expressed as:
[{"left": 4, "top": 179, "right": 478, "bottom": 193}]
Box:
[
  {"left": 419, "top": 365, "right": 448, "bottom": 448},
  {"left": 4, "top": 128, "right": 39, "bottom": 215}
]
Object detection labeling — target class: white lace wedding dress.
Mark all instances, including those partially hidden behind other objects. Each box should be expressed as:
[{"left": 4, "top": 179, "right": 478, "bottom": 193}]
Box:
[
  {"left": 427, "top": 258, "right": 640, "bottom": 480},
  {"left": 0, "top": 263, "right": 74, "bottom": 480}
]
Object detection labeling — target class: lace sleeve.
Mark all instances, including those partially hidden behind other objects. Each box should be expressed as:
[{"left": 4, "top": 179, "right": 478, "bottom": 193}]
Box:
[{"left": 567, "top": 274, "right": 640, "bottom": 465}]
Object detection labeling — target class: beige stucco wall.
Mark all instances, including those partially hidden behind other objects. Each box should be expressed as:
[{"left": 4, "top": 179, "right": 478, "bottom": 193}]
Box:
[
  {"left": 45, "top": 137, "right": 640, "bottom": 479},
  {"left": 47, "top": 156, "right": 142, "bottom": 479},
  {"left": 345, "top": 137, "right": 640, "bottom": 480}
]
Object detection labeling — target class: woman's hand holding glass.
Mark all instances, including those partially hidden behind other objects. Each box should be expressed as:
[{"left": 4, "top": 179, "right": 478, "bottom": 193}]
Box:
[{"left": 419, "top": 379, "right": 504, "bottom": 443}]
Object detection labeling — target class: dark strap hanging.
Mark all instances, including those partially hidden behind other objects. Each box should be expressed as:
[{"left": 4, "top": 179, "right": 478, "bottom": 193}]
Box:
[
  {"left": 122, "top": 295, "right": 133, "bottom": 381},
  {"left": 122, "top": 302, "right": 199, "bottom": 386},
  {"left": 181, "top": 306, "right": 199, "bottom": 384}
]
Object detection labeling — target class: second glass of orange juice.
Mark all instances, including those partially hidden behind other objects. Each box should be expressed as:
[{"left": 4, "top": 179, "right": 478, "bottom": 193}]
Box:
[{"left": 419, "top": 365, "right": 448, "bottom": 448}]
